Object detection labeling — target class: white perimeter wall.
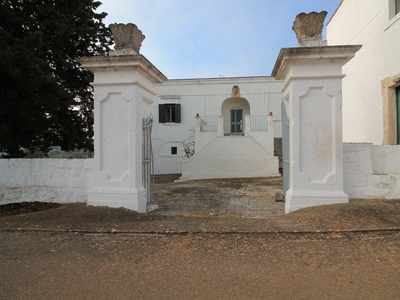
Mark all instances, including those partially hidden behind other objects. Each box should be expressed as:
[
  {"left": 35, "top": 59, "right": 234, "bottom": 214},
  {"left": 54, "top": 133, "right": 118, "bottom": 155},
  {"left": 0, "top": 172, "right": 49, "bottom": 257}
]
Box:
[
  {"left": 152, "top": 77, "right": 283, "bottom": 174},
  {"left": 343, "top": 143, "right": 400, "bottom": 198},
  {"left": 327, "top": 0, "right": 400, "bottom": 144},
  {"left": 1, "top": 145, "right": 400, "bottom": 205},
  {"left": 0, "top": 159, "right": 94, "bottom": 205}
]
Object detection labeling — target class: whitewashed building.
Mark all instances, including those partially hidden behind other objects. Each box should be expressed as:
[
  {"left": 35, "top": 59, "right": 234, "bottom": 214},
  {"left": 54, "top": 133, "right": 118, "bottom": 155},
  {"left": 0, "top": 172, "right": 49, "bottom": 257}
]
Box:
[
  {"left": 151, "top": 77, "right": 283, "bottom": 179},
  {"left": 327, "top": 0, "right": 400, "bottom": 145},
  {"left": 326, "top": 0, "right": 400, "bottom": 201},
  {"left": 150, "top": 0, "right": 400, "bottom": 179}
]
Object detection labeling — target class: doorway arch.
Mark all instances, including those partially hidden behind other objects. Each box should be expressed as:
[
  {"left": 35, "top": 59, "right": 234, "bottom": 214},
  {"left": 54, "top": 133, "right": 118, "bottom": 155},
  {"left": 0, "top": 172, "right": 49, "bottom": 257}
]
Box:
[{"left": 221, "top": 97, "right": 250, "bottom": 135}]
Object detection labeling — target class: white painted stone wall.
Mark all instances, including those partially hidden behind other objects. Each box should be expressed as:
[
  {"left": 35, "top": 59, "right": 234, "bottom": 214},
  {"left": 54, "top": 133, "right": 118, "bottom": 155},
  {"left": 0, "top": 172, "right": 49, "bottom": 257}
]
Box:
[
  {"left": 0, "top": 159, "right": 94, "bottom": 205},
  {"left": 180, "top": 136, "right": 279, "bottom": 181},
  {"left": 327, "top": 0, "right": 400, "bottom": 144},
  {"left": 152, "top": 77, "right": 283, "bottom": 174},
  {"left": 343, "top": 143, "right": 400, "bottom": 198},
  {"left": 1, "top": 145, "right": 400, "bottom": 206}
]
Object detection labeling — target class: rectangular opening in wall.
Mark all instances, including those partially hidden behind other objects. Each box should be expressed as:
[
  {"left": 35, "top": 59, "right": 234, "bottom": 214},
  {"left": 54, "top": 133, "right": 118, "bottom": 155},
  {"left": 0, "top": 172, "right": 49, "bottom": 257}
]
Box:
[
  {"left": 230, "top": 109, "right": 243, "bottom": 134},
  {"left": 389, "top": 0, "right": 400, "bottom": 18},
  {"left": 171, "top": 147, "right": 177, "bottom": 155},
  {"left": 382, "top": 75, "right": 400, "bottom": 145},
  {"left": 159, "top": 104, "right": 181, "bottom": 123}
]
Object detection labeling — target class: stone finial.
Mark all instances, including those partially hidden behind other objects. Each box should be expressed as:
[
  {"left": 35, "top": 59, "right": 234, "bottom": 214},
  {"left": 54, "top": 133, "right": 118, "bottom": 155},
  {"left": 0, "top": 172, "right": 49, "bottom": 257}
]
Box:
[
  {"left": 232, "top": 85, "right": 240, "bottom": 97},
  {"left": 292, "top": 11, "right": 328, "bottom": 47},
  {"left": 109, "top": 23, "right": 145, "bottom": 56}
]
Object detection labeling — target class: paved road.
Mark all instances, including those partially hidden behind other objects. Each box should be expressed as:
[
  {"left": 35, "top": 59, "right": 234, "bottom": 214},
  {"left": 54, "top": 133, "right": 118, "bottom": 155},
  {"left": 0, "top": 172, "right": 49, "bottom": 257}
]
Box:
[{"left": 1, "top": 230, "right": 399, "bottom": 299}]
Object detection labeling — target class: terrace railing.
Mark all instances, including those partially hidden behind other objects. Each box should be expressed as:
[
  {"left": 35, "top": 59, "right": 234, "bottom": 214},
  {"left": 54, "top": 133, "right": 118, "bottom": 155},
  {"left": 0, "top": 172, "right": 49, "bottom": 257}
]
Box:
[
  {"left": 250, "top": 115, "right": 269, "bottom": 132},
  {"left": 200, "top": 116, "right": 218, "bottom": 132}
]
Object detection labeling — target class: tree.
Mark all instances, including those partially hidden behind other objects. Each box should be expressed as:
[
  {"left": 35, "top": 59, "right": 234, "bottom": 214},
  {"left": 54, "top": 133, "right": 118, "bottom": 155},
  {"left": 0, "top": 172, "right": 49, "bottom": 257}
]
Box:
[{"left": 0, "top": 0, "right": 113, "bottom": 158}]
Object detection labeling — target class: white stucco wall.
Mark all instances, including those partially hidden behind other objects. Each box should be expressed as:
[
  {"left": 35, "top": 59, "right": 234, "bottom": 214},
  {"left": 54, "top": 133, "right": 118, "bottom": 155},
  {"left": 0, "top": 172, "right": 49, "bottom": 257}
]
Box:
[
  {"left": 152, "top": 76, "right": 283, "bottom": 174},
  {"left": 0, "top": 159, "right": 94, "bottom": 205},
  {"left": 180, "top": 136, "right": 279, "bottom": 181},
  {"left": 343, "top": 143, "right": 400, "bottom": 198},
  {"left": 327, "top": 0, "right": 400, "bottom": 144},
  {"left": 1, "top": 144, "right": 400, "bottom": 206}
]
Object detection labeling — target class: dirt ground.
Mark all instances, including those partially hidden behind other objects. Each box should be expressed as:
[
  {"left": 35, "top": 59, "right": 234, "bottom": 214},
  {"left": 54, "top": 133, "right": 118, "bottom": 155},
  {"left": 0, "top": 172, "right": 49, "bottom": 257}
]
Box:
[
  {"left": 1, "top": 231, "right": 399, "bottom": 300},
  {"left": 0, "top": 201, "right": 60, "bottom": 217},
  {"left": 1, "top": 176, "right": 400, "bottom": 299}
]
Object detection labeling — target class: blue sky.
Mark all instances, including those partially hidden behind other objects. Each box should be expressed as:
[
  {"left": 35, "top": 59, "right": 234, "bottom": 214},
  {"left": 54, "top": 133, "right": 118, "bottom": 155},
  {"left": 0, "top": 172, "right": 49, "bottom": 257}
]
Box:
[{"left": 98, "top": 0, "right": 342, "bottom": 79}]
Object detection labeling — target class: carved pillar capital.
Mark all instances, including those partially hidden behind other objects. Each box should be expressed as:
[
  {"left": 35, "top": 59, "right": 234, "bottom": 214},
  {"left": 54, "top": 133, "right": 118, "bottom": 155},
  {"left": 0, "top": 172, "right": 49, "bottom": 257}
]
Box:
[
  {"left": 109, "top": 23, "right": 145, "bottom": 56},
  {"left": 292, "top": 11, "right": 328, "bottom": 47}
]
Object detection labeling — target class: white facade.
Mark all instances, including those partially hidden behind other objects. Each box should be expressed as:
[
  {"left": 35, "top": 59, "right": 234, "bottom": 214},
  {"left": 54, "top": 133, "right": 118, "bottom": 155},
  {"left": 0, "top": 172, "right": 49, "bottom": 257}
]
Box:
[
  {"left": 327, "top": 0, "right": 400, "bottom": 145},
  {"left": 151, "top": 77, "right": 283, "bottom": 176}
]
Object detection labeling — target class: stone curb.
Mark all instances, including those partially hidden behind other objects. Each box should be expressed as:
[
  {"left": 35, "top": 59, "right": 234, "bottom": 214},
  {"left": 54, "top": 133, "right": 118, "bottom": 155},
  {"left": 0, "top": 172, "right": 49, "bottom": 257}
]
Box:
[{"left": 2, "top": 227, "right": 400, "bottom": 235}]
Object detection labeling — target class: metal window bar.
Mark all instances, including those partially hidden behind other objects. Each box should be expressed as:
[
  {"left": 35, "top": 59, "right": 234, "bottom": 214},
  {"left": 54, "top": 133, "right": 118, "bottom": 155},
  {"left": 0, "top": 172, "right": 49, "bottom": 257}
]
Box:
[
  {"left": 142, "top": 115, "right": 154, "bottom": 204},
  {"left": 200, "top": 116, "right": 218, "bottom": 132},
  {"left": 250, "top": 115, "right": 269, "bottom": 132}
]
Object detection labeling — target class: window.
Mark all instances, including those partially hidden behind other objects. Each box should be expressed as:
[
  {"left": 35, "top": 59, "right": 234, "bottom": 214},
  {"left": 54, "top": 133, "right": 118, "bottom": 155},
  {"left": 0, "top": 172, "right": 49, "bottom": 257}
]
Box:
[
  {"left": 171, "top": 147, "right": 177, "bottom": 155},
  {"left": 389, "top": 0, "right": 400, "bottom": 18},
  {"left": 159, "top": 103, "right": 181, "bottom": 123},
  {"left": 381, "top": 74, "right": 400, "bottom": 144}
]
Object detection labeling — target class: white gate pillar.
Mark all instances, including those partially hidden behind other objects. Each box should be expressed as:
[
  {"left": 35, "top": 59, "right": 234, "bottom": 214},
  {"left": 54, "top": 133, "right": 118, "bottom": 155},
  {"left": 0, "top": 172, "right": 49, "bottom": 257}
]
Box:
[
  {"left": 78, "top": 24, "right": 166, "bottom": 212},
  {"left": 272, "top": 45, "right": 361, "bottom": 213}
]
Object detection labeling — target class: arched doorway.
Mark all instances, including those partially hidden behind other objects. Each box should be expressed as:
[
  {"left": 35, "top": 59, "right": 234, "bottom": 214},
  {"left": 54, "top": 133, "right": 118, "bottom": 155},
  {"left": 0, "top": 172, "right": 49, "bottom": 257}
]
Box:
[{"left": 221, "top": 96, "right": 250, "bottom": 135}]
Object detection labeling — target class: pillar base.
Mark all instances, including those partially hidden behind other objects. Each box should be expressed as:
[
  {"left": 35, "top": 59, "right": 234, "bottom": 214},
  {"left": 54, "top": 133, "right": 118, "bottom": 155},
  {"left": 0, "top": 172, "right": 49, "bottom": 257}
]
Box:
[
  {"left": 88, "top": 187, "right": 147, "bottom": 213},
  {"left": 285, "top": 190, "right": 349, "bottom": 213}
]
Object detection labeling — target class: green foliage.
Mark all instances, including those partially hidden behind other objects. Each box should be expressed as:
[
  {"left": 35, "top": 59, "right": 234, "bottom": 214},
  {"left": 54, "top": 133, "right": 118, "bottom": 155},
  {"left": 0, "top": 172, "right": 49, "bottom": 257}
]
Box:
[
  {"left": 0, "top": 0, "right": 113, "bottom": 157},
  {"left": 25, "top": 146, "right": 93, "bottom": 158}
]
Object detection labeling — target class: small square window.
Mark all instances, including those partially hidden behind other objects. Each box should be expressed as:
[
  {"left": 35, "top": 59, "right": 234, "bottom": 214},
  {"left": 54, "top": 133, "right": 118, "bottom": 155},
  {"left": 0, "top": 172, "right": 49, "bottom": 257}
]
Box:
[{"left": 171, "top": 147, "right": 177, "bottom": 155}]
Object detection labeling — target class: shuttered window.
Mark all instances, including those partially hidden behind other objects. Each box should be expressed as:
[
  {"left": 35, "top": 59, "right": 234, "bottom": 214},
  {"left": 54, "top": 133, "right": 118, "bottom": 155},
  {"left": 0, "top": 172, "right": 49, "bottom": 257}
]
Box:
[{"left": 159, "top": 104, "right": 181, "bottom": 123}]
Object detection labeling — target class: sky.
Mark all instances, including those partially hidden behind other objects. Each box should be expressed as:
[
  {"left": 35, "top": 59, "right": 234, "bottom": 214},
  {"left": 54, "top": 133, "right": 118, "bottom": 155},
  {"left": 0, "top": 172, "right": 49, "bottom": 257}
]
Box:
[{"left": 97, "top": 0, "right": 343, "bottom": 79}]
